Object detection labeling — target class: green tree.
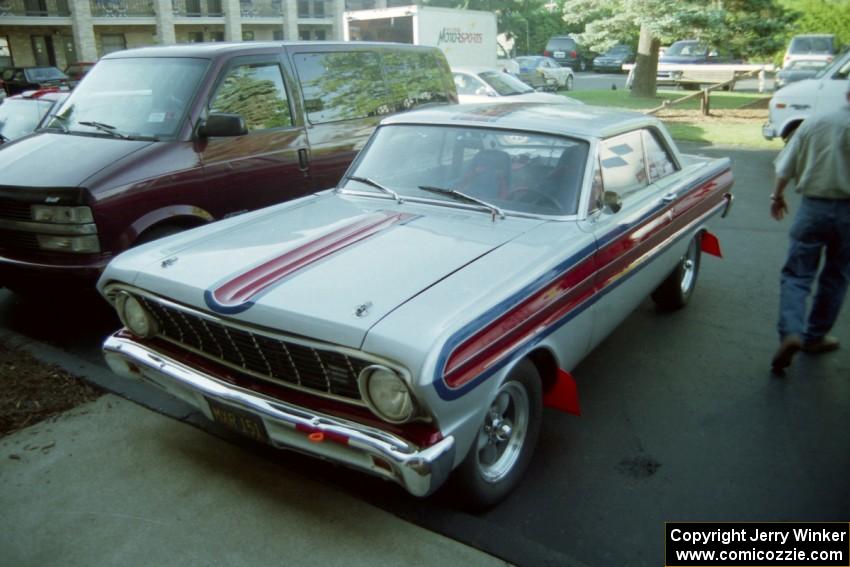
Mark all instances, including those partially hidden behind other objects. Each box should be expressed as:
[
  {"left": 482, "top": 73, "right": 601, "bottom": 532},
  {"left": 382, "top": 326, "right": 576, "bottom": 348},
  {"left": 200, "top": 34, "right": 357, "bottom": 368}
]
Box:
[
  {"left": 562, "top": 0, "right": 793, "bottom": 96},
  {"left": 779, "top": 0, "right": 850, "bottom": 47}
]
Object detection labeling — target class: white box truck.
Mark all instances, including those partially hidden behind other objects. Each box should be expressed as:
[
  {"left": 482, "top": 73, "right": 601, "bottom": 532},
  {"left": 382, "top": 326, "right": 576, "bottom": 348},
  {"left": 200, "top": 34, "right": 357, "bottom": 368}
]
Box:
[{"left": 344, "top": 5, "right": 502, "bottom": 69}]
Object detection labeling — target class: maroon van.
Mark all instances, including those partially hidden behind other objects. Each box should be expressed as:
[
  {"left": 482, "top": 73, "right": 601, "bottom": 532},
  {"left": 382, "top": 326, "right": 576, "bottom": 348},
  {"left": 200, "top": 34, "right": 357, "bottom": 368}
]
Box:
[{"left": 0, "top": 42, "right": 456, "bottom": 293}]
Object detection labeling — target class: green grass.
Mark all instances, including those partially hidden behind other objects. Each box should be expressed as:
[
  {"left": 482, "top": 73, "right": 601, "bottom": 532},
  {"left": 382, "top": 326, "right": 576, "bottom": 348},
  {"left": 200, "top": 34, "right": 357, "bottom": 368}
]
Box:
[
  {"left": 560, "top": 89, "right": 784, "bottom": 149},
  {"left": 563, "top": 88, "right": 768, "bottom": 110}
]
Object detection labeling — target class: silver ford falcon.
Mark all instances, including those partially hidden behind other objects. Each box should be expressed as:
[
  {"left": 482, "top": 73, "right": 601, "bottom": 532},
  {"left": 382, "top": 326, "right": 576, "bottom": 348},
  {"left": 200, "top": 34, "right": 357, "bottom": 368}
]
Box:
[{"left": 99, "top": 103, "right": 733, "bottom": 509}]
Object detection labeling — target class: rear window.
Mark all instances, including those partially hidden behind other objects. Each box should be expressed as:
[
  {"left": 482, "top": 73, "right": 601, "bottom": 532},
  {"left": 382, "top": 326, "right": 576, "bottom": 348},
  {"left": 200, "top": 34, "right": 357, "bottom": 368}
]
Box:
[
  {"left": 294, "top": 50, "right": 449, "bottom": 125},
  {"left": 24, "top": 67, "right": 67, "bottom": 81},
  {"left": 789, "top": 36, "right": 834, "bottom": 54},
  {"left": 546, "top": 37, "right": 576, "bottom": 51}
]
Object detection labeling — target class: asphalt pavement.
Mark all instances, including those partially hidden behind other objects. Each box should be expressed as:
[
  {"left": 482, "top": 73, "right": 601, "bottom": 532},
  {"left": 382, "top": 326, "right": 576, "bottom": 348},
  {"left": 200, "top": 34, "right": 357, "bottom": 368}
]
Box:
[{"left": 1, "top": 141, "right": 848, "bottom": 567}]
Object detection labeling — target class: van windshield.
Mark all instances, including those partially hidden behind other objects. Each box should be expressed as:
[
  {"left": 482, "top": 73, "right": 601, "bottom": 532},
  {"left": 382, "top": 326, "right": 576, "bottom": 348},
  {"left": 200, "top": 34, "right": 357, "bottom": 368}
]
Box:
[{"left": 45, "top": 57, "right": 208, "bottom": 140}]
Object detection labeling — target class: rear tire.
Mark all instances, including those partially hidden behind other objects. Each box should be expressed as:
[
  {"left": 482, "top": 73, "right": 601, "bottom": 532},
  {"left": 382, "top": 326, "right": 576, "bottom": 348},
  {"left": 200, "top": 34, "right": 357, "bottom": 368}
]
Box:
[
  {"left": 651, "top": 234, "right": 701, "bottom": 311},
  {"left": 454, "top": 359, "right": 542, "bottom": 511}
]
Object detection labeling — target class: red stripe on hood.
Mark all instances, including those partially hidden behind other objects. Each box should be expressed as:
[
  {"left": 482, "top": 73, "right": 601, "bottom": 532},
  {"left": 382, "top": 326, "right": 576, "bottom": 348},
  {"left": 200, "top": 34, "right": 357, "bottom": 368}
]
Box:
[{"left": 212, "top": 211, "right": 415, "bottom": 308}]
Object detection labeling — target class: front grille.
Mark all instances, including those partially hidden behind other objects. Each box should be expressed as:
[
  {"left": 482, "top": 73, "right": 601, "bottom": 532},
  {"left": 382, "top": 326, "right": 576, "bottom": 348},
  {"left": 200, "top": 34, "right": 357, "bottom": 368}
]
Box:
[
  {"left": 0, "top": 198, "right": 31, "bottom": 221},
  {"left": 138, "top": 295, "right": 369, "bottom": 402},
  {"left": 0, "top": 229, "right": 39, "bottom": 252}
]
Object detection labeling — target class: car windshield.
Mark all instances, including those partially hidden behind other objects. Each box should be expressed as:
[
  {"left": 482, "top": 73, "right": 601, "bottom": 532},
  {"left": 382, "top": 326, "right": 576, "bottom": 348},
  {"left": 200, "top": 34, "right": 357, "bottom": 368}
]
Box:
[
  {"left": 24, "top": 67, "right": 67, "bottom": 81},
  {"left": 790, "top": 36, "right": 833, "bottom": 54},
  {"left": 44, "top": 57, "right": 208, "bottom": 140},
  {"left": 479, "top": 71, "right": 534, "bottom": 95},
  {"left": 0, "top": 99, "right": 53, "bottom": 141},
  {"left": 341, "top": 124, "right": 589, "bottom": 217},
  {"left": 665, "top": 41, "right": 707, "bottom": 57}
]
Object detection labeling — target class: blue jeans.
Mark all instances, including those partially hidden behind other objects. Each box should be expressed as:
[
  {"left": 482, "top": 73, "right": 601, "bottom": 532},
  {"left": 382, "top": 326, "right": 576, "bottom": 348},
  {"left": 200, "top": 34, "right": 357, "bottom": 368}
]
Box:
[{"left": 778, "top": 197, "right": 850, "bottom": 342}]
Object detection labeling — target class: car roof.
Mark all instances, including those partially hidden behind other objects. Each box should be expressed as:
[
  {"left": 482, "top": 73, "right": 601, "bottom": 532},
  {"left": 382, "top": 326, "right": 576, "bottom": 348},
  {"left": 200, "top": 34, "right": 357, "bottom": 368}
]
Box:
[
  {"left": 102, "top": 41, "right": 437, "bottom": 59},
  {"left": 380, "top": 103, "right": 660, "bottom": 140}
]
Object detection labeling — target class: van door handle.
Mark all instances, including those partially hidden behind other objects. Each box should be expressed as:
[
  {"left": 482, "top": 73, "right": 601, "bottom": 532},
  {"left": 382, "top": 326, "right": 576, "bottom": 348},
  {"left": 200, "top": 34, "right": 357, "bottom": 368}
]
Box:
[{"left": 298, "top": 148, "right": 309, "bottom": 173}]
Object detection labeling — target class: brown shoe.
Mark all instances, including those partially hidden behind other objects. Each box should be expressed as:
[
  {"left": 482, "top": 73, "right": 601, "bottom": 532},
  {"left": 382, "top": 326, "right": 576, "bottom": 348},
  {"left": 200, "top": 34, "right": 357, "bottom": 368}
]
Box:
[
  {"left": 771, "top": 335, "right": 802, "bottom": 372},
  {"left": 802, "top": 336, "right": 840, "bottom": 354}
]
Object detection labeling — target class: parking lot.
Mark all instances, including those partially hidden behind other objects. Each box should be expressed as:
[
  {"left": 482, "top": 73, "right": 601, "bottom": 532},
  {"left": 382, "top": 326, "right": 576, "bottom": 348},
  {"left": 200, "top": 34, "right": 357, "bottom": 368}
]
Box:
[{"left": 0, "top": 140, "right": 847, "bottom": 566}]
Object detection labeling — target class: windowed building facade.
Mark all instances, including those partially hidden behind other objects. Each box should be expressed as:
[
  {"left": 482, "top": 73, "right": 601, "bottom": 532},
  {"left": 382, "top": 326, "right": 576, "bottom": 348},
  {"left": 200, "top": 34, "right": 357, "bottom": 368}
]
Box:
[{"left": 0, "top": 0, "right": 401, "bottom": 69}]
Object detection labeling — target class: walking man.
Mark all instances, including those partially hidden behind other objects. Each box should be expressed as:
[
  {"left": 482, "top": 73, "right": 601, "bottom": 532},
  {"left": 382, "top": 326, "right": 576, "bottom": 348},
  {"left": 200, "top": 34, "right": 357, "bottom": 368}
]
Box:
[{"left": 770, "top": 84, "right": 850, "bottom": 373}]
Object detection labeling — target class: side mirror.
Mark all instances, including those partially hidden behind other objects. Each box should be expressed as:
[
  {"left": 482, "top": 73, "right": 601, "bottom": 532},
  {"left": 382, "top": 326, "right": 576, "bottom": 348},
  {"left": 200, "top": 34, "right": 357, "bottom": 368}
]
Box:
[
  {"left": 198, "top": 113, "right": 247, "bottom": 138},
  {"left": 601, "top": 191, "right": 622, "bottom": 214}
]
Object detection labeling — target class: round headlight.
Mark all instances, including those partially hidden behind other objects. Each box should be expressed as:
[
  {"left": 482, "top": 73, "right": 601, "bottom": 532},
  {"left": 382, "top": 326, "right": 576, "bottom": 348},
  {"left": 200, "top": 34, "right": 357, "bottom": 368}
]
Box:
[
  {"left": 361, "top": 365, "right": 414, "bottom": 423},
  {"left": 118, "top": 293, "right": 158, "bottom": 338}
]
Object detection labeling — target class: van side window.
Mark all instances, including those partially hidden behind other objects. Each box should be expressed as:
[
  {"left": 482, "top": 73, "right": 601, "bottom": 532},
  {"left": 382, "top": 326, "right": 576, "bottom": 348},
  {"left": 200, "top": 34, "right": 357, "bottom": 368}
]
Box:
[
  {"left": 294, "top": 51, "right": 387, "bottom": 124},
  {"left": 381, "top": 51, "right": 451, "bottom": 111},
  {"left": 642, "top": 129, "right": 677, "bottom": 183},
  {"left": 598, "top": 130, "right": 647, "bottom": 197},
  {"left": 209, "top": 62, "right": 292, "bottom": 131}
]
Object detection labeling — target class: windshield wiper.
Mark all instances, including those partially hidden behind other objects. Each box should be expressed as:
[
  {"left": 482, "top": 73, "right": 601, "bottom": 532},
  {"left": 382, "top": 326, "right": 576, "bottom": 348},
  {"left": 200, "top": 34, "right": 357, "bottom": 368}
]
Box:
[
  {"left": 344, "top": 175, "right": 403, "bottom": 203},
  {"left": 78, "top": 120, "right": 129, "bottom": 139},
  {"left": 418, "top": 185, "right": 505, "bottom": 221}
]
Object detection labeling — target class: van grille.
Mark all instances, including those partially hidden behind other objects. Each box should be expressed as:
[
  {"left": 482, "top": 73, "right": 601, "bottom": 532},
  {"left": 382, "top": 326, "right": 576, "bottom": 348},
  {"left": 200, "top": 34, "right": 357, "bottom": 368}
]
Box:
[
  {"left": 137, "top": 295, "right": 369, "bottom": 402},
  {"left": 0, "top": 198, "right": 31, "bottom": 221}
]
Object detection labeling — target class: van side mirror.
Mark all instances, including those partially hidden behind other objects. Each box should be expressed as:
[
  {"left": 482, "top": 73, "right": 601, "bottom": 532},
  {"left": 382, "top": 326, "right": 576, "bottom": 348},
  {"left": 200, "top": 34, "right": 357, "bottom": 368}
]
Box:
[
  {"left": 198, "top": 113, "right": 247, "bottom": 138},
  {"left": 601, "top": 191, "right": 622, "bottom": 214}
]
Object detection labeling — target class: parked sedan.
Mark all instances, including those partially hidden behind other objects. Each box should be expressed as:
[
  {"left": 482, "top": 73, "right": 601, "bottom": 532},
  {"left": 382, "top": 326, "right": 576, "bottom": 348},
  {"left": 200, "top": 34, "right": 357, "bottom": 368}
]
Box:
[
  {"left": 0, "top": 66, "right": 69, "bottom": 96},
  {"left": 514, "top": 56, "right": 574, "bottom": 91},
  {"left": 0, "top": 89, "right": 68, "bottom": 145},
  {"left": 775, "top": 59, "right": 829, "bottom": 89},
  {"left": 592, "top": 44, "right": 635, "bottom": 73},
  {"left": 100, "top": 103, "right": 733, "bottom": 508},
  {"left": 453, "top": 67, "right": 578, "bottom": 104}
]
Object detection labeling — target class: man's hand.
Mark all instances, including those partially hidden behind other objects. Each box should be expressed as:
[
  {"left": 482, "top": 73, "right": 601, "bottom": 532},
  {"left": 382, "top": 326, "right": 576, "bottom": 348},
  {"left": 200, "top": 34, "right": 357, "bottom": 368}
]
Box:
[{"left": 770, "top": 196, "right": 788, "bottom": 221}]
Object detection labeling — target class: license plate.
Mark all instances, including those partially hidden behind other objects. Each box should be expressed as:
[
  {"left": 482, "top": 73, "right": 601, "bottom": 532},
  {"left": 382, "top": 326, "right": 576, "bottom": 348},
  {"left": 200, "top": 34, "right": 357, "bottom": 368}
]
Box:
[
  {"left": 207, "top": 399, "right": 269, "bottom": 443},
  {"left": 554, "top": 51, "right": 566, "bottom": 58}
]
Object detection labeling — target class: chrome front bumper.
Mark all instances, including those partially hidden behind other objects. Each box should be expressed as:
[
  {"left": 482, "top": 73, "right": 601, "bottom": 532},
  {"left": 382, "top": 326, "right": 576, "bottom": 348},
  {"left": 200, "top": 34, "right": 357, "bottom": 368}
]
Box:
[{"left": 103, "top": 334, "right": 455, "bottom": 497}]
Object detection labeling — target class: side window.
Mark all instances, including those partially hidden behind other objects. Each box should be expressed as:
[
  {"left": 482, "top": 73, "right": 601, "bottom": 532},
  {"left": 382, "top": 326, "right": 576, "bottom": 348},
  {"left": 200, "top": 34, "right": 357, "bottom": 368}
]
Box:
[
  {"left": 598, "top": 131, "right": 648, "bottom": 196},
  {"left": 381, "top": 50, "right": 451, "bottom": 111},
  {"left": 209, "top": 62, "right": 292, "bottom": 131},
  {"left": 642, "top": 129, "right": 677, "bottom": 183},
  {"left": 454, "top": 73, "right": 479, "bottom": 95},
  {"left": 293, "top": 51, "right": 387, "bottom": 124}
]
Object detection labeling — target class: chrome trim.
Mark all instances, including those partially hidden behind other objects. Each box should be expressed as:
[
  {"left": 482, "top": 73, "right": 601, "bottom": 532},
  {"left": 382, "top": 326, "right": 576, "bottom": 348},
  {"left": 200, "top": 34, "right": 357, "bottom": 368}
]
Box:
[
  {"left": 358, "top": 364, "right": 417, "bottom": 424},
  {"left": 721, "top": 193, "right": 734, "bottom": 218},
  {"left": 102, "top": 283, "right": 414, "bottom": 410},
  {"left": 103, "top": 335, "right": 455, "bottom": 497},
  {"left": 0, "top": 218, "right": 98, "bottom": 235}
]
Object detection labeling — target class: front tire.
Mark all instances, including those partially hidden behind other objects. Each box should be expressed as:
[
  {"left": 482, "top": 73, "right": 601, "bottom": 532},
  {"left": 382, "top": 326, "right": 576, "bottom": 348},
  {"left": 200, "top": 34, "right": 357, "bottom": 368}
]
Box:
[
  {"left": 651, "top": 233, "right": 701, "bottom": 311},
  {"left": 565, "top": 75, "right": 574, "bottom": 91},
  {"left": 454, "top": 359, "right": 542, "bottom": 510}
]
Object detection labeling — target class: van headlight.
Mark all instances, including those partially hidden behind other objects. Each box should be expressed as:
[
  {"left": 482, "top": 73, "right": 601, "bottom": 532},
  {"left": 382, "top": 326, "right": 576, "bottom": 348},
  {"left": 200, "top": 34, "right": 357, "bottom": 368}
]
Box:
[
  {"left": 31, "top": 205, "right": 94, "bottom": 224},
  {"left": 360, "top": 365, "right": 415, "bottom": 423},
  {"left": 115, "top": 292, "right": 158, "bottom": 338}
]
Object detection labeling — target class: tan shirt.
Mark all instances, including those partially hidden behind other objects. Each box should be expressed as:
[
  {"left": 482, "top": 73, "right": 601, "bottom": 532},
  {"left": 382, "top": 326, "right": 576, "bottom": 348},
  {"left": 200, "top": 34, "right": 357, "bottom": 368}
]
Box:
[{"left": 774, "top": 105, "right": 850, "bottom": 200}]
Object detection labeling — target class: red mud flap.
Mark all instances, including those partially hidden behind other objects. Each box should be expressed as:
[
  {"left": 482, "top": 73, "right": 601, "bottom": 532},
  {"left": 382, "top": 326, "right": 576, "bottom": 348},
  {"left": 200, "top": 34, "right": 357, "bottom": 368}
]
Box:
[
  {"left": 543, "top": 369, "right": 581, "bottom": 416},
  {"left": 700, "top": 230, "right": 722, "bottom": 258}
]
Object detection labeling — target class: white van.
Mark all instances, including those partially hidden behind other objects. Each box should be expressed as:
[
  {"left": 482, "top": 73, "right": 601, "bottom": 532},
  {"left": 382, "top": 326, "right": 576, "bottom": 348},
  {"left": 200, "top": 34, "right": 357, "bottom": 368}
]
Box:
[{"left": 763, "top": 49, "right": 850, "bottom": 141}]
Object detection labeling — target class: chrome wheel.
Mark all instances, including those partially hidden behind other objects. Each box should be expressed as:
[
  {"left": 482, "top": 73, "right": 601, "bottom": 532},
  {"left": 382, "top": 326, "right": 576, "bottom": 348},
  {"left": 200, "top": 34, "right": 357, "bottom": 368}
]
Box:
[{"left": 476, "top": 381, "right": 529, "bottom": 483}]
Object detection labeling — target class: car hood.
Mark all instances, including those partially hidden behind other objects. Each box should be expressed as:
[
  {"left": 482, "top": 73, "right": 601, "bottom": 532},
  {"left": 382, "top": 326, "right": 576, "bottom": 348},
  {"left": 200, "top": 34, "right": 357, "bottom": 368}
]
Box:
[
  {"left": 106, "top": 193, "right": 547, "bottom": 349},
  {"left": 0, "top": 132, "right": 152, "bottom": 188}
]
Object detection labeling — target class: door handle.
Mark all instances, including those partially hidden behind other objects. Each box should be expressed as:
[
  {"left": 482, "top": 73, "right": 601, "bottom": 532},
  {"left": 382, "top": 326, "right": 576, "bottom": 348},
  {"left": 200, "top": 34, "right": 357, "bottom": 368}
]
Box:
[
  {"left": 298, "top": 148, "right": 309, "bottom": 173},
  {"left": 662, "top": 192, "right": 677, "bottom": 203}
]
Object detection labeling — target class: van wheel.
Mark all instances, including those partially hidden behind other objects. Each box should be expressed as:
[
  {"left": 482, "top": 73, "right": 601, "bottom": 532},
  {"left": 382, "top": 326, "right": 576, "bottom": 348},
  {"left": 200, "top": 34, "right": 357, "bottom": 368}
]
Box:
[
  {"left": 651, "top": 234, "right": 701, "bottom": 311},
  {"left": 782, "top": 124, "right": 799, "bottom": 144},
  {"left": 454, "top": 359, "right": 542, "bottom": 510},
  {"left": 136, "top": 224, "right": 186, "bottom": 245}
]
